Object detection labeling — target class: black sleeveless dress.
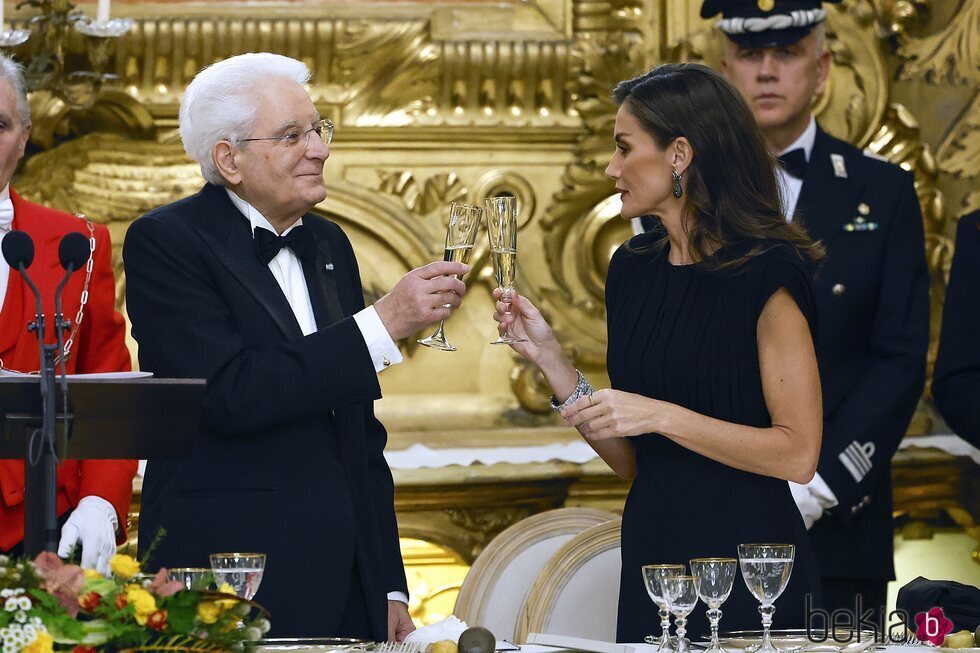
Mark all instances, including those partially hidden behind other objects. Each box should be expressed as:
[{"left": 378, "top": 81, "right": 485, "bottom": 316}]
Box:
[{"left": 606, "top": 234, "right": 822, "bottom": 642}]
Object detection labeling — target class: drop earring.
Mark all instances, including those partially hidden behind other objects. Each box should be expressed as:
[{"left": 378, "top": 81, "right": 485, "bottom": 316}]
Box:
[{"left": 671, "top": 169, "right": 683, "bottom": 198}]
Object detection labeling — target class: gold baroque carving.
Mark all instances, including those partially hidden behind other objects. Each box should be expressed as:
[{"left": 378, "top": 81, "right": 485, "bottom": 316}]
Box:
[{"left": 896, "top": 0, "right": 979, "bottom": 85}]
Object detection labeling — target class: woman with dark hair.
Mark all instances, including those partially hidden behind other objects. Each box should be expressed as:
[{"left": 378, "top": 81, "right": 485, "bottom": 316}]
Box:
[{"left": 495, "top": 63, "right": 824, "bottom": 641}]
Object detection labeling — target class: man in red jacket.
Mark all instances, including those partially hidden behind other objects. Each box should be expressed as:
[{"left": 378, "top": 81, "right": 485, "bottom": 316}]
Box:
[{"left": 0, "top": 53, "right": 135, "bottom": 574}]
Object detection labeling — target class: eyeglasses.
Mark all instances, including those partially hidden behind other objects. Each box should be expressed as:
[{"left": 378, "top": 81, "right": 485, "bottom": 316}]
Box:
[{"left": 238, "top": 118, "right": 333, "bottom": 148}]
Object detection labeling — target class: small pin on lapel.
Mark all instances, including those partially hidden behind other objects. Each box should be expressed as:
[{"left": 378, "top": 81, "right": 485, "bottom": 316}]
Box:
[
  {"left": 831, "top": 153, "right": 847, "bottom": 178},
  {"left": 324, "top": 263, "right": 334, "bottom": 271}
]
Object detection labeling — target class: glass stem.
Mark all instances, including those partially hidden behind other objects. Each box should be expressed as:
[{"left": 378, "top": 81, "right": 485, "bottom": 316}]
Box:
[
  {"left": 759, "top": 603, "right": 775, "bottom": 651},
  {"left": 675, "top": 616, "right": 688, "bottom": 653},
  {"left": 658, "top": 607, "right": 672, "bottom": 651},
  {"left": 707, "top": 607, "right": 722, "bottom": 651},
  {"left": 432, "top": 320, "right": 446, "bottom": 339},
  {"left": 500, "top": 288, "right": 514, "bottom": 337}
]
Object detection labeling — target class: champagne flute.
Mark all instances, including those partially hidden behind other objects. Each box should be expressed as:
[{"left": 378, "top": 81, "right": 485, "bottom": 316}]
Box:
[
  {"left": 664, "top": 575, "right": 699, "bottom": 653},
  {"left": 485, "top": 195, "right": 527, "bottom": 344},
  {"left": 210, "top": 552, "right": 266, "bottom": 600},
  {"left": 738, "top": 544, "right": 795, "bottom": 653},
  {"left": 643, "top": 564, "right": 686, "bottom": 652},
  {"left": 690, "top": 558, "right": 738, "bottom": 653},
  {"left": 418, "top": 202, "right": 484, "bottom": 351}
]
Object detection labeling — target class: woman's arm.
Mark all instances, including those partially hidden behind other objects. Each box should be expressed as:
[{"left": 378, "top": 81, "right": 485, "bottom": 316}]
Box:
[
  {"left": 495, "top": 291, "right": 638, "bottom": 479},
  {"left": 564, "top": 288, "right": 821, "bottom": 483}
]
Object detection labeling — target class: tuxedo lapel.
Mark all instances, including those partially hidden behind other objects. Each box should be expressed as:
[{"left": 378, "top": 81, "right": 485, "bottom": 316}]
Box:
[
  {"left": 795, "top": 126, "right": 861, "bottom": 248},
  {"left": 192, "top": 185, "right": 303, "bottom": 340},
  {"left": 301, "top": 224, "right": 344, "bottom": 328}
]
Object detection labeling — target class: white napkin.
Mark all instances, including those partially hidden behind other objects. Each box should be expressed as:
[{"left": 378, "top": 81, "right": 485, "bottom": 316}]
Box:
[{"left": 404, "top": 616, "right": 469, "bottom": 647}]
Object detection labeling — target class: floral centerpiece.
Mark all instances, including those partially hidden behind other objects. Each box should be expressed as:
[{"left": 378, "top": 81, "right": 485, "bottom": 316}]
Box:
[{"left": 0, "top": 552, "right": 270, "bottom": 653}]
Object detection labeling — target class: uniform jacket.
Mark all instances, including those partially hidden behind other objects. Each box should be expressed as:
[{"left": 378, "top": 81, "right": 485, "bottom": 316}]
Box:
[
  {"left": 0, "top": 189, "right": 135, "bottom": 551},
  {"left": 124, "top": 183, "right": 407, "bottom": 639},
  {"left": 797, "top": 125, "right": 929, "bottom": 581}
]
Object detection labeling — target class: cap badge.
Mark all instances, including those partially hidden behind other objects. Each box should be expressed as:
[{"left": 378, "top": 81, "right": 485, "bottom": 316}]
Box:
[{"left": 757, "top": 0, "right": 775, "bottom": 11}]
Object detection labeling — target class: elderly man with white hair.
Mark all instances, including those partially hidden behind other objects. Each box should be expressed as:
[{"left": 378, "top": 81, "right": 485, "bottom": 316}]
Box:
[{"left": 124, "top": 52, "right": 466, "bottom": 639}]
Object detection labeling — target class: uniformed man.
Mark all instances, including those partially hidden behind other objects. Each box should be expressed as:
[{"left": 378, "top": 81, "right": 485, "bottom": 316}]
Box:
[{"left": 694, "top": 0, "right": 930, "bottom": 628}]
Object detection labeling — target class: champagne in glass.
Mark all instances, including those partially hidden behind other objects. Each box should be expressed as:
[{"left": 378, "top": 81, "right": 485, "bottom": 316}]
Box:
[
  {"left": 690, "top": 558, "right": 738, "bottom": 653},
  {"left": 418, "top": 202, "right": 484, "bottom": 352},
  {"left": 643, "top": 564, "right": 686, "bottom": 652},
  {"left": 485, "top": 195, "right": 527, "bottom": 344},
  {"left": 738, "top": 544, "right": 795, "bottom": 653},
  {"left": 210, "top": 552, "right": 266, "bottom": 600},
  {"left": 167, "top": 567, "right": 214, "bottom": 591}
]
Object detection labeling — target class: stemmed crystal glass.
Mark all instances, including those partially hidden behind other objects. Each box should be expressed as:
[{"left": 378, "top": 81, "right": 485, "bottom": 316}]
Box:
[
  {"left": 738, "top": 544, "right": 795, "bottom": 653},
  {"left": 485, "top": 195, "right": 527, "bottom": 345},
  {"left": 690, "top": 558, "right": 738, "bottom": 653},
  {"left": 209, "top": 552, "right": 266, "bottom": 600},
  {"left": 642, "top": 564, "right": 686, "bottom": 651},
  {"left": 167, "top": 567, "right": 214, "bottom": 591},
  {"left": 664, "top": 575, "right": 699, "bottom": 653},
  {"left": 418, "top": 202, "right": 484, "bottom": 351}
]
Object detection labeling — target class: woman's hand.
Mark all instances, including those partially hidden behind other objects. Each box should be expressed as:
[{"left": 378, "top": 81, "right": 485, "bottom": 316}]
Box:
[
  {"left": 561, "top": 389, "right": 666, "bottom": 440},
  {"left": 493, "top": 289, "right": 563, "bottom": 367}
]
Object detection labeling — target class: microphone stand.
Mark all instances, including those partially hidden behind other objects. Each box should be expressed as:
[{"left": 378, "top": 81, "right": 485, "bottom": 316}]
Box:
[{"left": 18, "top": 261, "right": 60, "bottom": 556}]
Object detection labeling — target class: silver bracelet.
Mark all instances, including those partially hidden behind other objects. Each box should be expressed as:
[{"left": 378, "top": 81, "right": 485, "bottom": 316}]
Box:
[{"left": 550, "top": 369, "right": 595, "bottom": 412}]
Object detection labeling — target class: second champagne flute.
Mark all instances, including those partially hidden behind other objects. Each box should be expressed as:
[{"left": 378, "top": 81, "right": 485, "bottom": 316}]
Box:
[
  {"left": 210, "top": 552, "right": 266, "bottom": 600},
  {"left": 417, "top": 202, "right": 484, "bottom": 351},
  {"left": 643, "top": 563, "right": 686, "bottom": 652},
  {"left": 485, "top": 195, "right": 527, "bottom": 344}
]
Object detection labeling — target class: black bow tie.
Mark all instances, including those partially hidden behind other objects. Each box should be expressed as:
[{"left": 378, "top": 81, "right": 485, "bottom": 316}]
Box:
[
  {"left": 777, "top": 148, "right": 808, "bottom": 180},
  {"left": 254, "top": 225, "right": 317, "bottom": 264}
]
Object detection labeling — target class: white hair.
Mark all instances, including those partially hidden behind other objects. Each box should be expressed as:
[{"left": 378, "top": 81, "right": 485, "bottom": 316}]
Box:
[
  {"left": 0, "top": 54, "right": 32, "bottom": 125},
  {"left": 179, "top": 52, "right": 311, "bottom": 186}
]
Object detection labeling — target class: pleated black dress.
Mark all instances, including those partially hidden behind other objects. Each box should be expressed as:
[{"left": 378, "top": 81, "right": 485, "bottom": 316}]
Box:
[{"left": 607, "top": 234, "right": 822, "bottom": 643}]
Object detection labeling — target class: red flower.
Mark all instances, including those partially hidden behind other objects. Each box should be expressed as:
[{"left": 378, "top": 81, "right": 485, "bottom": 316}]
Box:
[
  {"left": 147, "top": 609, "right": 168, "bottom": 631},
  {"left": 114, "top": 593, "right": 129, "bottom": 609},
  {"left": 73, "top": 646, "right": 98, "bottom": 653},
  {"left": 78, "top": 591, "right": 102, "bottom": 612}
]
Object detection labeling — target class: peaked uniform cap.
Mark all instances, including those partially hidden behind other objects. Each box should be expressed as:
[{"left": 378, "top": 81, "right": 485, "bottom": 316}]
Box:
[{"left": 701, "top": 0, "right": 842, "bottom": 48}]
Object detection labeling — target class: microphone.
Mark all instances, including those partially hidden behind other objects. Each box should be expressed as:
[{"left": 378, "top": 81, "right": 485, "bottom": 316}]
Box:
[
  {"left": 58, "top": 232, "right": 89, "bottom": 272},
  {"left": 2, "top": 229, "right": 35, "bottom": 270}
]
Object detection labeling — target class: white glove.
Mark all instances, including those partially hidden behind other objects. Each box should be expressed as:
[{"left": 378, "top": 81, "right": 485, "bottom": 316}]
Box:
[
  {"left": 58, "top": 496, "right": 119, "bottom": 576},
  {"left": 788, "top": 473, "right": 840, "bottom": 530}
]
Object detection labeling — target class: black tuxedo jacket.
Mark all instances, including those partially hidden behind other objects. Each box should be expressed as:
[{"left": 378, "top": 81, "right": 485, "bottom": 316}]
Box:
[
  {"left": 795, "top": 125, "right": 929, "bottom": 582},
  {"left": 124, "top": 183, "right": 406, "bottom": 638},
  {"left": 932, "top": 211, "right": 980, "bottom": 447}
]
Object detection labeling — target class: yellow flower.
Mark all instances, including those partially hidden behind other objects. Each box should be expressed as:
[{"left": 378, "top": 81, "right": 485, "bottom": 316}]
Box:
[
  {"left": 125, "top": 585, "right": 157, "bottom": 625},
  {"left": 110, "top": 554, "right": 141, "bottom": 579},
  {"left": 216, "top": 583, "right": 238, "bottom": 611},
  {"left": 83, "top": 569, "right": 102, "bottom": 580},
  {"left": 197, "top": 601, "right": 221, "bottom": 624},
  {"left": 24, "top": 632, "right": 53, "bottom": 653}
]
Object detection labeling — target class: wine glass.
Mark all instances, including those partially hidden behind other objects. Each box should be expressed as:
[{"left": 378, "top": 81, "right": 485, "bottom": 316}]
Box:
[
  {"left": 167, "top": 567, "right": 214, "bottom": 591},
  {"left": 738, "top": 544, "right": 795, "bottom": 653},
  {"left": 209, "top": 552, "right": 266, "bottom": 600},
  {"left": 418, "top": 202, "right": 484, "bottom": 351},
  {"left": 485, "top": 195, "right": 527, "bottom": 345},
  {"left": 642, "top": 564, "right": 686, "bottom": 651},
  {"left": 664, "top": 575, "right": 699, "bottom": 653},
  {"left": 690, "top": 558, "right": 738, "bottom": 653}
]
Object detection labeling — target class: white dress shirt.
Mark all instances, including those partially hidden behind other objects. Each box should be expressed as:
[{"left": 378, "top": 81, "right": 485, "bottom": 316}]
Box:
[
  {"left": 776, "top": 115, "right": 817, "bottom": 221},
  {"left": 225, "top": 190, "right": 403, "bottom": 373},
  {"left": 0, "top": 184, "right": 15, "bottom": 315},
  {"left": 225, "top": 191, "right": 408, "bottom": 604}
]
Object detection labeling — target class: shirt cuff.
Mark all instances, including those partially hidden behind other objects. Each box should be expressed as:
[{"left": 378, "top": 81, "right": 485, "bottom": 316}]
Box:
[
  {"left": 805, "top": 472, "right": 839, "bottom": 509},
  {"left": 387, "top": 591, "right": 409, "bottom": 605},
  {"left": 353, "top": 306, "right": 404, "bottom": 373}
]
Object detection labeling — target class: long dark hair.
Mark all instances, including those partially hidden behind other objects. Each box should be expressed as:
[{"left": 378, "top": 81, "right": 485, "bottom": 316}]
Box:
[{"left": 614, "top": 62, "right": 824, "bottom": 269}]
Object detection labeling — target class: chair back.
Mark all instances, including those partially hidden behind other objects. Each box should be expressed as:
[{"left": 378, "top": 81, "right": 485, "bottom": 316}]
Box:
[
  {"left": 516, "top": 518, "right": 623, "bottom": 643},
  {"left": 454, "top": 507, "right": 617, "bottom": 641}
]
